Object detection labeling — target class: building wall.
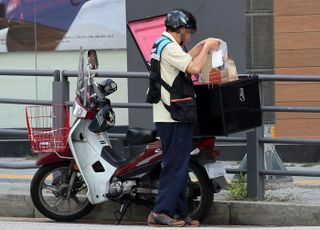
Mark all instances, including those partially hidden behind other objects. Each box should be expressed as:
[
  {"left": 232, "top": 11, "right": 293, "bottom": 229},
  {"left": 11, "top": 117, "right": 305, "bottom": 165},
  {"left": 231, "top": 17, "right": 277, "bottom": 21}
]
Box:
[
  {"left": 0, "top": 50, "right": 128, "bottom": 128},
  {"left": 274, "top": 0, "right": 320, "bottom": 138}
]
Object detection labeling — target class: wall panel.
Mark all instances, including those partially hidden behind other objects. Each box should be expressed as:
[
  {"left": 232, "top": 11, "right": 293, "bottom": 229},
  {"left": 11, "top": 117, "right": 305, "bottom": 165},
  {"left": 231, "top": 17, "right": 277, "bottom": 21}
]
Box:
[{"left": 274, "top": 0, "right": 320, "bottom": 138}]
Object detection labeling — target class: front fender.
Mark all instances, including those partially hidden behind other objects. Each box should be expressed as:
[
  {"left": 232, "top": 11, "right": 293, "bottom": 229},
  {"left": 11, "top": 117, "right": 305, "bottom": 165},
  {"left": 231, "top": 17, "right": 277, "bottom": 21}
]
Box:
[{"left": 36, "top": 152, "right": 71, "bottom": 166}]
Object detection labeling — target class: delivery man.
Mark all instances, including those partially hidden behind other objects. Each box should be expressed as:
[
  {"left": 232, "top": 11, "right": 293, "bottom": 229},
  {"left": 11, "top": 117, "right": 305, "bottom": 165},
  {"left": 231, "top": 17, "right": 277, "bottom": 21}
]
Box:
[{"left": 147, "top": 9, "right": 221, "bottom": 227}]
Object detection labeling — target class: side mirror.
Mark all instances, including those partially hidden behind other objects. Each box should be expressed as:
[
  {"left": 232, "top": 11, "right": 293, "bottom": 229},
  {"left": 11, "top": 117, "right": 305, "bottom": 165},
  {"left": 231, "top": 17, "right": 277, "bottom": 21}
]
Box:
[{"left": 88, "top": 49, "right": 99, "bottom": 70}]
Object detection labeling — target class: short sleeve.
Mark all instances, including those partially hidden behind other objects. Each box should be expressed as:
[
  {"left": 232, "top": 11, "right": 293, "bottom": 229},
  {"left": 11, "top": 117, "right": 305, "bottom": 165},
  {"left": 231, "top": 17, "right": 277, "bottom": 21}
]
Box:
[{"left": 161, "top": 43, "right": 192, "bottom": 72}]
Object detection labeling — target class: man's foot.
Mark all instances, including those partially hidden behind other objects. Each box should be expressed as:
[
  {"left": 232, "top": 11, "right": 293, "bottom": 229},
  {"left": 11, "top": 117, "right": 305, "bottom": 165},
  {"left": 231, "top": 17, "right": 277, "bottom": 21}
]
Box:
[
  {"left": 184, "top": 216, "right": 200, "bottom": 227},
  {"left": 147, "top": 211, "right": 185, "bottom": 227},
  {"left": 174, "top": 215, "right": 200, "bottom": 227}
]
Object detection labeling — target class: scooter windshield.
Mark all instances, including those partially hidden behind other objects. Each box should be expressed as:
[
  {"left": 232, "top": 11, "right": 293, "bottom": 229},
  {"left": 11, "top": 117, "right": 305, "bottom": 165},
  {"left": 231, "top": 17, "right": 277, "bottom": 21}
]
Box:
[{"left": 76, "top": 47, "right": 94, "bottom": 108}]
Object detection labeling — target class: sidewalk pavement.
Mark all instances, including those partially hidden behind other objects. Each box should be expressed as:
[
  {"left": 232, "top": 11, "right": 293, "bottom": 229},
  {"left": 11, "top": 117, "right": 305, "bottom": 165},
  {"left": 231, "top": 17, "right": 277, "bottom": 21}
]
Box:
[{"left": 0, "top": 158, "right": 320, "bottom": 226}]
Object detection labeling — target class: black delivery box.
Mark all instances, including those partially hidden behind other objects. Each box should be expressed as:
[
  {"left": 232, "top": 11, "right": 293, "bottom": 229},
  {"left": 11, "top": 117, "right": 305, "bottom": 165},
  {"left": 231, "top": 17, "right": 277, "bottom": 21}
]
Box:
[
  {"left": 128, "top": 16, "right": 262, "bottom": 136},
  {"left": 194, "top": 76, "right": 262, "bottom": 136}
]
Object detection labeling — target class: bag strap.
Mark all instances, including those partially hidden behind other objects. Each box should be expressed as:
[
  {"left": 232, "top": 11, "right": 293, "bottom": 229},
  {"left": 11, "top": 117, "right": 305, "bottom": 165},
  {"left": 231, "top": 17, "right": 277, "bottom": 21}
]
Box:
[
  {"left": 151, "top": 35, "right": 173, "bottom": 61},
  {"left": 150, "top": 36, "right": 173, "bottom": 94},
  {"left": 158, "top": 76, "right": 173, "bottom": 94}
]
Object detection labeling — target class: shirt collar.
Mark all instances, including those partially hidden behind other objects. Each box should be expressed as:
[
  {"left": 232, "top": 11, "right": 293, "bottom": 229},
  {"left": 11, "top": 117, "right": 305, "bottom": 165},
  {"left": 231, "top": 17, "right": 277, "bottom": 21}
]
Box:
[{"left": 162, "top": 31, "right": 178, "bottom": 44}]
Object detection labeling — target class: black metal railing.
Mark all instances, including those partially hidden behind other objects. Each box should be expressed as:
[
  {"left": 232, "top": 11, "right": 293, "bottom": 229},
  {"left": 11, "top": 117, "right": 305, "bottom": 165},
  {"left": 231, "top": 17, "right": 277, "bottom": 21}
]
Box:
[{"left": 1, "top": 69, "right": 320, "bottom": 199}]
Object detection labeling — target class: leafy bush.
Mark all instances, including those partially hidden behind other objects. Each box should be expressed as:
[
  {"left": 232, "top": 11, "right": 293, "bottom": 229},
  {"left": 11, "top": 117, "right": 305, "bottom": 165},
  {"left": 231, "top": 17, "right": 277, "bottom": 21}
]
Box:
[{"left": 227, "top": 173, "right": 248, "bottom": 200}]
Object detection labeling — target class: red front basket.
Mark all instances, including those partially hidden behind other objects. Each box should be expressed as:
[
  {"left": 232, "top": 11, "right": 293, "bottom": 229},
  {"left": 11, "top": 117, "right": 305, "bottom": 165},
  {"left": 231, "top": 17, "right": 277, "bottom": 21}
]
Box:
[{"left": 25, "top": 105, "right": 70, "bottom": 153}]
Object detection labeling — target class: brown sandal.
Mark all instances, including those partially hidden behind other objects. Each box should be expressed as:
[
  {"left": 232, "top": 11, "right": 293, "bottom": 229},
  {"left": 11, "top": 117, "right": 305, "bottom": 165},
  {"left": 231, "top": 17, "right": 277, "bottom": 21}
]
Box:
[
  {"left": 174, "top": 215, "right": 200, "bottom": 227},
  {"left": 147, "top": 211, "right": 185, "bottom": 227},
  {"left": 183, "top": 216, "right": 200, "bottom": 227}
]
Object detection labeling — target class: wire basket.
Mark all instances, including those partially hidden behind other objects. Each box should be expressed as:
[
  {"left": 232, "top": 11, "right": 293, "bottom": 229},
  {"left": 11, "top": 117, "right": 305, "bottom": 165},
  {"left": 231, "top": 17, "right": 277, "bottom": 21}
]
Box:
[{"left": 25, "top": 105, "right": 70, "bottom": 153}]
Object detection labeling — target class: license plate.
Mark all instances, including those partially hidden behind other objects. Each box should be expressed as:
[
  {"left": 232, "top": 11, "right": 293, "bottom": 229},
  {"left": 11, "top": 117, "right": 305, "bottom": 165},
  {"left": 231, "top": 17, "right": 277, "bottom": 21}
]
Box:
[{"left": 204, "top": 162, "right": 226, "bottom": 179}]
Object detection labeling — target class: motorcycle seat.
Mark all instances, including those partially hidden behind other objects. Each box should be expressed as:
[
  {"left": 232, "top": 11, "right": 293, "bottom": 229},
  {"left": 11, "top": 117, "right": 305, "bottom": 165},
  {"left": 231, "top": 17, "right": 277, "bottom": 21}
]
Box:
[{"left": 126, "top": 128, "right": 157, "bottom": 145}]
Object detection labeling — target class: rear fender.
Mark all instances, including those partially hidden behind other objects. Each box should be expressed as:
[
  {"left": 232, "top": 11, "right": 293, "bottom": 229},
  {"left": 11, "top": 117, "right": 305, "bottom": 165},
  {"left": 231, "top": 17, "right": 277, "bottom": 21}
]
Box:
[
  {"left": 212, "top": 176, "right": 228, "bottom": 193},
  {"left": 190, "top": 151, "right": 227, "bottom": 193},
  {"left": 190, "top": 150, "right": 215, "bottom": 167}
]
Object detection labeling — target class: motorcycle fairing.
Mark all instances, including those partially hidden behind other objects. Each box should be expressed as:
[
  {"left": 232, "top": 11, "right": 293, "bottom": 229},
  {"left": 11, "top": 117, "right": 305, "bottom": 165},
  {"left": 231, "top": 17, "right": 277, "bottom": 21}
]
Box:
[
  {"left": 68, "top": 118, "right": 116, "bottom": 204},
  {"left": 73, "top": 98, "right": 88, "bottom": 118},
  {"left": 113, "top": 141, "right": 162, "bottom": 178},
  {"left": 100, "top": 146, "right": 132, "bottom": 168}
]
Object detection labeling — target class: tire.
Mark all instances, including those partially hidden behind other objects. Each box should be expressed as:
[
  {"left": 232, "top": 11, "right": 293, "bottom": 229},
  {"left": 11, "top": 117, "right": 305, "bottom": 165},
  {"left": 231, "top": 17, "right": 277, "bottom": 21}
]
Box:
[
  {"left": 30, "top": 162, "right": 94, "bottom": 222},
  {"left": 187, "top": 162, "right": 214, "bottom": 221}
]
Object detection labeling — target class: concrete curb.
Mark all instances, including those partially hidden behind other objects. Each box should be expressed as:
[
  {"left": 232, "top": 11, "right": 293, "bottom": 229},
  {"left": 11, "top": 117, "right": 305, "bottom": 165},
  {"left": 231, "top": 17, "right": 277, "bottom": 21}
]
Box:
[{"left": 1, "top": 193, "right": 320, "bottom": 226}]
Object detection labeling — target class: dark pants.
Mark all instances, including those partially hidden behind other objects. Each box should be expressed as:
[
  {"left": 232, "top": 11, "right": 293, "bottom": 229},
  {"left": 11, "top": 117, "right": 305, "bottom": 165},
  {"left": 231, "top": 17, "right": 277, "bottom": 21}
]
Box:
[{"left": 154, "top": 122, "right": 193, "bottom": 218}]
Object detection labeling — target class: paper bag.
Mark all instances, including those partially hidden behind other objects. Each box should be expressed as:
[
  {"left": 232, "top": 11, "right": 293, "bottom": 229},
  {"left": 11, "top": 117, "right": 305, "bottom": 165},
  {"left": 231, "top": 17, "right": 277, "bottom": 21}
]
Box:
[{"left": 199, "top": 42, "right": 238, "bottom": 84}]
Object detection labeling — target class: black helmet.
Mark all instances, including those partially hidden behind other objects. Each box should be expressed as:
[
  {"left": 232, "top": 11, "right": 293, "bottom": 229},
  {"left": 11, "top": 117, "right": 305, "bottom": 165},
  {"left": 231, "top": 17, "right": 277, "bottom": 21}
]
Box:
[{"left": 165, "top": 9, "right": 197, "bottom": 32}]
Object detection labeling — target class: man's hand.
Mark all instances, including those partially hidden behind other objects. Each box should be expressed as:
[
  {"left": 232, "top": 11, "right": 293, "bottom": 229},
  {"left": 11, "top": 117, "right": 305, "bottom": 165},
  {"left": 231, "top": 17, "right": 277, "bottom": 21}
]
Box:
[
  {"left": 186, "top": 37, "right": 222, "bottom": 74},
  {"left": 204, "top": 38, "right": 221, "bottom": 50}
]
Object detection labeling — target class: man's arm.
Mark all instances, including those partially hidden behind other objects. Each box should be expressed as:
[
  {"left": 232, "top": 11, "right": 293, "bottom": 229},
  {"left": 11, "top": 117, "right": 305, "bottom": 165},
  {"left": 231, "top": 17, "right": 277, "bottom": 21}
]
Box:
[
  {"left": 187, "top": 40, "right": 206, "bottom": 58},
  {"left": 186, "top": 38, "right": 220, "bottom": 74}
]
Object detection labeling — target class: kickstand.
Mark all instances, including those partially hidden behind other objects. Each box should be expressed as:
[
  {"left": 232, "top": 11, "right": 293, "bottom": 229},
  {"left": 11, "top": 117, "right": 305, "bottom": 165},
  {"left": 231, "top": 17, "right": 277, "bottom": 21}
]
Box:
[{"left": 114, "top": 199, "right": 132, "bottom": 225}]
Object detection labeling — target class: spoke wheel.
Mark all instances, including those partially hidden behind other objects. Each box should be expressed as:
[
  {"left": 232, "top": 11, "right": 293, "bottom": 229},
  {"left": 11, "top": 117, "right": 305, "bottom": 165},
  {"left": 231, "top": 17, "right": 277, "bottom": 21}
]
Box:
[{"left": 30, "top": 162, "right": 94, "bottom": 222}]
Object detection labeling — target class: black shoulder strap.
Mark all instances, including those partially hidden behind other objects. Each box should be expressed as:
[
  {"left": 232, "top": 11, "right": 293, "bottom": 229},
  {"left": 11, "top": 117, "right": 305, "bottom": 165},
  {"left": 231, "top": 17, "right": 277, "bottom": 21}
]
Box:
[{"left": 158, "top": 76, "right": 173, "bottom": 94}]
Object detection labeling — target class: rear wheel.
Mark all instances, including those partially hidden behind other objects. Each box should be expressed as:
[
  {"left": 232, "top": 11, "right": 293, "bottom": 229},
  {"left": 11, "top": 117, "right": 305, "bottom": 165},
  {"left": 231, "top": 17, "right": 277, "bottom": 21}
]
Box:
[
  {"left": 30, "top": 162, "right": 94, "bottom": 221},
  {"left": 187, "top": 162, "right": 214, "bottom": 221}
]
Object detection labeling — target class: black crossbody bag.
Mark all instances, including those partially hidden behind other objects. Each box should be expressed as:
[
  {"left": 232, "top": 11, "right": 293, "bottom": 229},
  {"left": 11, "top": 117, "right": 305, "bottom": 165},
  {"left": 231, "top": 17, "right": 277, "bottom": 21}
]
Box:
[{"left": 146, "top": 35, "right": 197, "bottom": 123}]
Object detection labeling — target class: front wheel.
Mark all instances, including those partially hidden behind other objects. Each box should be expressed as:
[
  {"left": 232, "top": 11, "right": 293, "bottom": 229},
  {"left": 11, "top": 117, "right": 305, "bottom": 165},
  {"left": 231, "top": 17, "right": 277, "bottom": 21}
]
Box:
[
  {"left": 30, "top": 162, "right": 94, "bottom": 222},
  {"left": 187, "top": 162, "right": 214, "bottom": 221}
]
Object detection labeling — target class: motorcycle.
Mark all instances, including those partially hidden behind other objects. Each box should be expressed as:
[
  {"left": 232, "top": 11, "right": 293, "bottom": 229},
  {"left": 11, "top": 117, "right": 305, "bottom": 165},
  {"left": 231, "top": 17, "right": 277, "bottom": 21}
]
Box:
[{"left": 27, "top": 48, "right": 227, "bottom": 224}]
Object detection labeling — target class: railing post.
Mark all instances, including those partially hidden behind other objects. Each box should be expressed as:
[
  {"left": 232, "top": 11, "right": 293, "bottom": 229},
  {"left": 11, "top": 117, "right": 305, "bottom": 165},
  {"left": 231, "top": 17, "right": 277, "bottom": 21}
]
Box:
[
  {"left": 246, "top": 126, "right": 264, "bottom": 200},
  {"left": 52, "top": 70, "right": 69, "bottom": 105},
  {"left": 52, "top": 69, "right": 69, "bottom": 133}
]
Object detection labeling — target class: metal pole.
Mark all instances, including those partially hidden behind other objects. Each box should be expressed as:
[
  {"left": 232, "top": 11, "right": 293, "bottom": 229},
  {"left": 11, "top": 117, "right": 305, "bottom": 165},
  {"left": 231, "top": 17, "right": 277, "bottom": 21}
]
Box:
[
  {"left": 0, "top": 98, "right": 52, "bottom": 105},
  {"left": 62, "top": 70, "right": 149, "bottom": 79},
  {"left": 246, "top": 127, "right": 264, "bottom": 200},
  {"left": 52, "top": 70, "right": 69, "bottom": 136},
  {"left": 61, "top": 71, "right": 70, "bottom": 105},
  {"left": 53, "top": 69, "right": 60, "bottom": 81},
  {"left": 52, "top": 70, "right": 69, "bottom": 105}
]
